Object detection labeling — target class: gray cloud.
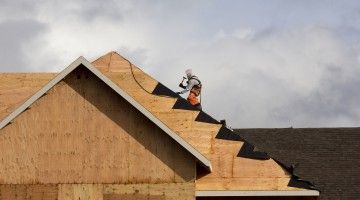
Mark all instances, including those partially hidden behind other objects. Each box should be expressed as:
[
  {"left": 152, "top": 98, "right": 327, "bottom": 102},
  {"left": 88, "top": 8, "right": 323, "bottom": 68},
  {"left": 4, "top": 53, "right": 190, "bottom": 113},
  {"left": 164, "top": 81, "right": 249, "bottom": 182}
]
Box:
[
  {"left": 50, "top": 0, "right": 125, "bottom": 22},
  {"left": 0, "top": 1, "right": 38, "bottom": 20},
  {"left": 116, "top": 47, "right": 148, "bottom": 68},
  {"left": 0, "top": 19, "right": 47, "bottom": 71},
  {"left": 153, "top": 25, "right": 360, "bottom": 128},
  {"left": 275, "top": 65, "right": 360, "bottom": 127}
]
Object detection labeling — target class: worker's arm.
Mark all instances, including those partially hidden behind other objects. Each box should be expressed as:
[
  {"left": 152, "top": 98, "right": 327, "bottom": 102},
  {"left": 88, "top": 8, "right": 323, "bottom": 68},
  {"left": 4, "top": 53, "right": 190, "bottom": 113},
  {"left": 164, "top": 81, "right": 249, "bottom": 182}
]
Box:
[
  {"left": 178, "top": 79, "right": 196, "bottom": 94},
  {"left": 179, "top": 82, "right": 186, "bottom": 89},
  {"left": 179, "top": 77, "right": 187, "bottom": 89}
]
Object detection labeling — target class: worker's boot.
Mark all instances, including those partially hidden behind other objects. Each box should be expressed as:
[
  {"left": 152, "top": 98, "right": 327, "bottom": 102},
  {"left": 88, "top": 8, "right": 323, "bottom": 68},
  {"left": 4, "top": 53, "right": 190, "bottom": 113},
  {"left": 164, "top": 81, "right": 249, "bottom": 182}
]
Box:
[{"left": 195, "top": 103, "right": 202, "bottom": 110}]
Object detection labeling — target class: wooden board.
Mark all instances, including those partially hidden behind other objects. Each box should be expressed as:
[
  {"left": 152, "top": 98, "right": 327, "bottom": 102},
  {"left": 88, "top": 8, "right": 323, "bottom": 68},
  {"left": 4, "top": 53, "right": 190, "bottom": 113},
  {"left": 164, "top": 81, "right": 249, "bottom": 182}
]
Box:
[
  {"left": 58, "top": 184, "right": 103, "bottom": 200},
  {"left": 0, "top": 73, "right": 56, "bottom": 121},
  {"left": 103, "top": 183, "right": 194, "bottom": 200},
  {"left": 0, "top": 184, "right": 58, "bottom": 200},
  {"left": 0, "top": 66, "right": 195, "bottom": 184}
]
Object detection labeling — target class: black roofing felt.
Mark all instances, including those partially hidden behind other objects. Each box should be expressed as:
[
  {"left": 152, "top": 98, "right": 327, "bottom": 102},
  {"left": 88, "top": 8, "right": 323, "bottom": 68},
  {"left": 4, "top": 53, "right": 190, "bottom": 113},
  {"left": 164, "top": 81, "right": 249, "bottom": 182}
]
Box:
[
  {"left": 216, "top": 125, "right": 244, "bottom": 141},
  {"left": 235, "top": 128, "right": 360, "bottom": 200},
  {"left": 237, "top": 142, "right": 270, "bottom": 160},
  {"left": 152, "top": 82, "right": 179, "bottom": 98},
  {"left": 152, "top": 82, "right": 200, "bottom": 111},
  {"left": 172, "top": 97, "right": 199, "bottom": 111},
  {"left": 288, "top": 175, "right": 316, "bottom": 190},
  {"left": 195, "top": 111, "right": 221, "bottom": 124}
]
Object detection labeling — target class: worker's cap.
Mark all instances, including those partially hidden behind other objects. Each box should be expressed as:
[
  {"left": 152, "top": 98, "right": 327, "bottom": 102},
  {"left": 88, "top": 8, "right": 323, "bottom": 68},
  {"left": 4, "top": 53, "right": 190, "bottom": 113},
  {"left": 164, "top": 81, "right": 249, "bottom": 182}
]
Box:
[{"left": 185, "top": 69, "right": 193, "bottom": 77}]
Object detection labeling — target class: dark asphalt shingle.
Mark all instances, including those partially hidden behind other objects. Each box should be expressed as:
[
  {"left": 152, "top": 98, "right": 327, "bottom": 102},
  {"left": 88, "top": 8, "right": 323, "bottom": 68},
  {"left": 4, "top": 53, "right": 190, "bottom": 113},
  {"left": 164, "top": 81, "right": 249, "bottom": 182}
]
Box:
[{"left": 234, "top": 128, "right": 360, "bottom": 200}]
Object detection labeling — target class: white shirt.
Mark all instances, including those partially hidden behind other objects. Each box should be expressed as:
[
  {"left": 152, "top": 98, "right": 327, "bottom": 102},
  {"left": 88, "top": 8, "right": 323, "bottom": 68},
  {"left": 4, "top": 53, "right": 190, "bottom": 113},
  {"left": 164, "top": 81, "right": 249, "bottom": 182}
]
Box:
[{"left": 179, "top": 76, "right": 200, "bottom": 94}]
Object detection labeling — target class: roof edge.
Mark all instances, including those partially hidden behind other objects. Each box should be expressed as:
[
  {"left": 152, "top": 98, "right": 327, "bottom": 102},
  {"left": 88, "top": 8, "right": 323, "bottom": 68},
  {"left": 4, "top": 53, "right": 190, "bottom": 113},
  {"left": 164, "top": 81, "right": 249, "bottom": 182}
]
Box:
[
  {"left": 0, "top": 56, "right": 86, "bottom": 130},
  {"left": 0, "top": 56, "right": 213, "bottom": 171},
  {"left": 195, "top": 190, "right": 320, "bottom": 197},
  {"left": 235, "top": 127, "right": 360, "bottom": 130}
]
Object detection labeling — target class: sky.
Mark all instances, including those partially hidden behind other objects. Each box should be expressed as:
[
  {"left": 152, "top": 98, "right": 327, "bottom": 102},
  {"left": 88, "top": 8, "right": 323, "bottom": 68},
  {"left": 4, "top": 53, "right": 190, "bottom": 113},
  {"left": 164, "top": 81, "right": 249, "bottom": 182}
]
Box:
[{"left": 1, "top": 0, "right": 360, "bottom": 128}]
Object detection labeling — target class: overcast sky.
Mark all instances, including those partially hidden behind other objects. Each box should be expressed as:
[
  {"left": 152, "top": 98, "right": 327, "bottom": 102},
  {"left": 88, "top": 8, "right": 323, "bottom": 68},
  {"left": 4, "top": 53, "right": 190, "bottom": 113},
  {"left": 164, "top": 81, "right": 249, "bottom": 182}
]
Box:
[{"left": 1, "top": 0, "right": 360, "bottom": 128}]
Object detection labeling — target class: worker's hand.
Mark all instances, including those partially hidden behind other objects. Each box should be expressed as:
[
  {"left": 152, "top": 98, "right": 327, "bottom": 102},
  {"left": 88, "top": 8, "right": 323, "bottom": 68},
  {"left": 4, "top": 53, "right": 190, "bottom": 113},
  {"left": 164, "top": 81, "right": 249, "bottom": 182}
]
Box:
[{"left": 179, "top": 83, "right": 186, "bottom": 89}]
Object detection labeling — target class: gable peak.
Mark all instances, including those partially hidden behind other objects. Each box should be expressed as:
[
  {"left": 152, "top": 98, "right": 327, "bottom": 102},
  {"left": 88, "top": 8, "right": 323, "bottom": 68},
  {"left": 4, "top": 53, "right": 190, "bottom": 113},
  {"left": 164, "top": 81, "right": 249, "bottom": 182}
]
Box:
[{"left": 92, "top": 51, "right": 131, "bottom": 73}]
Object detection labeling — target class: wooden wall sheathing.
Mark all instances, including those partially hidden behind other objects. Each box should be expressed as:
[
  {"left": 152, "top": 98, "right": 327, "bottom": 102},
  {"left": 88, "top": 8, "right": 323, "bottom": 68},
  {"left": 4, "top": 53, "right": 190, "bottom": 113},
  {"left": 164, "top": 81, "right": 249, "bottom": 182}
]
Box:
[
  {"left": 0, "top": 184, "right": 58, "bottom": 200},
  {"left": 58, "top": 184, "right": 103, "bottom": 200},
  {"left": 0, "top": 51, "right": 311, "bottom": 192},
  {"left": 0, "top": 66, "right": 195, "bottom": 184},
  {"left": 103, "top": 183, "right": 194, "bottom": 200}
]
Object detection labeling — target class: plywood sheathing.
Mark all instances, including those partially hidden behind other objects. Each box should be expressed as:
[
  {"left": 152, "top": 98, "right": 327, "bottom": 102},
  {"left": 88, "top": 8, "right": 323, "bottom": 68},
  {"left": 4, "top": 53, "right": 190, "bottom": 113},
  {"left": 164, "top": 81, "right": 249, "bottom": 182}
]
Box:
[
  {"left": 90, "top": 52, "right": 298, "bottom": 191},
  {"left": 0, "top": 66, "right": 195, "bottom": 184},
  {"left": 103, "top": 183, "right": 194, "bottom": 200},
  {"left": 58, "top": 184, "right": 103, "bottom": 200},
  {"left": 0, "top": 184, "right": 58, "bottom": 200},
  {"left": 0, "top": 73, "right": 56, "bottom": 121}
]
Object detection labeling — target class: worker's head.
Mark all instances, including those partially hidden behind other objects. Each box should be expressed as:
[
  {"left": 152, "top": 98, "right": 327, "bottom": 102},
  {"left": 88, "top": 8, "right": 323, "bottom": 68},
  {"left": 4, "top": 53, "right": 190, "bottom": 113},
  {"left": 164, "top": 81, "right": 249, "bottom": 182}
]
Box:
[{"left": 185, "top": 69, "right": 193, "bottom": 78}]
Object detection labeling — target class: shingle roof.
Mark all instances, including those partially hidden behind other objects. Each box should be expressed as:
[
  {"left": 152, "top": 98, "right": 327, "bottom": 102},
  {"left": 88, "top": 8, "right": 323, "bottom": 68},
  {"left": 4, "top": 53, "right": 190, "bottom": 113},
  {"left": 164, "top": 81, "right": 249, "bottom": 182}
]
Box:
[{"left": 235, "top": 128, "right": 360, "bottom": 199}]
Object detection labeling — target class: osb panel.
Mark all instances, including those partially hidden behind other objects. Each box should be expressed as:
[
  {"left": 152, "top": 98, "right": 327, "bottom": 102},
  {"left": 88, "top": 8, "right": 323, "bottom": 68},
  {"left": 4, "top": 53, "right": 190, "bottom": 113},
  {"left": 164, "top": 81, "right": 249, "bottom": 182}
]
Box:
[
  {"left": 92, "top": 51, "right": 131, "bottom": 73},
  {"left": 103, "top": 183, "right": 194, "bottom": 200},
  {"left": 0, "top": 73, "right": 56, "bottom": 121},
  {"left": 196, "top": 139, "right": 295, "bottom": 191},
  {"left": 0, "top": 66, "right": 195, "bottom": 184},
  {"left": 58, "top": 184, "right": 103, "bottom": 200},
  {"left": 92, "top": 51, "right": 158, "bottom": 93},
  {"left": 0, "top": 184, "right": 58, "bottom": 200}
]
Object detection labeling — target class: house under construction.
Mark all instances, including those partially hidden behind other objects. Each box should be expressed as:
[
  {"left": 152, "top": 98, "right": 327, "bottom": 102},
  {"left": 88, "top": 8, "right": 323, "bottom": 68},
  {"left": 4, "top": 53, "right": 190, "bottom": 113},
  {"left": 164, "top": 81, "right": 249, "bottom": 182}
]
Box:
[{"left": 0, "top": 52, "right": 319, "bottom": 199}]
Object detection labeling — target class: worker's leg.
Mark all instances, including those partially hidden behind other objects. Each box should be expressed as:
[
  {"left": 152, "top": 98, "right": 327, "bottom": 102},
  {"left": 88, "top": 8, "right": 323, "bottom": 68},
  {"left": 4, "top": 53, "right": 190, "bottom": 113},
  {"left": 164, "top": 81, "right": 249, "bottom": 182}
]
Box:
[{"left": 194, "top": 103, "right": 202, "bottom": 110}]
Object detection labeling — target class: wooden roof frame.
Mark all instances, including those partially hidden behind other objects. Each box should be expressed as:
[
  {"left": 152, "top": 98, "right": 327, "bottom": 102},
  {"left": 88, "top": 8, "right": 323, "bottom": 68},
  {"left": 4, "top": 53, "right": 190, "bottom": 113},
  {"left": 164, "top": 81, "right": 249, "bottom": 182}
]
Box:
[{"left": 0, "top": 56, "right": 213, "bottom": 171}]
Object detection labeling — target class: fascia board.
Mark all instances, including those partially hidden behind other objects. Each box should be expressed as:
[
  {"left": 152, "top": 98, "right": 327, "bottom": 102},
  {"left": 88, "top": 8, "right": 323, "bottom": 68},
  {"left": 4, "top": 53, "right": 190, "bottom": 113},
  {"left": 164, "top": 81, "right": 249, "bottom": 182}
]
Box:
[{"left": 195, "top": 190, "right": 320, "bottom": 197}]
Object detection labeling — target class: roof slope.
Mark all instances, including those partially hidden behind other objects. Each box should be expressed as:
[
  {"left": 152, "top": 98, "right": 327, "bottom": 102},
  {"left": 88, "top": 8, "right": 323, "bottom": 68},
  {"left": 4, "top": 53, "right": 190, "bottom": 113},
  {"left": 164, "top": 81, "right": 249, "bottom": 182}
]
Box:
[
  {"left": 0, "top": 73, "right": 56, "bottom": 120},
  {"left": 0, "top": 52, "right": 318, "bottom": 196},
  {"left": 236, "top": 128, "right": 360, "bottom": 199},
  {"left": 92, "top": 52, "right": 316, "bottom": 194}
]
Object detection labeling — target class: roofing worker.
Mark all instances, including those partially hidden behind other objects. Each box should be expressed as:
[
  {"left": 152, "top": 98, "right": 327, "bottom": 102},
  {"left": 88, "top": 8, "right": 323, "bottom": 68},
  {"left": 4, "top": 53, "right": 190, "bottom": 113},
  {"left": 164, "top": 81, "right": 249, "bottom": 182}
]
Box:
[{"left": 177, "top": 69, "right": 202, "bottom": 110}]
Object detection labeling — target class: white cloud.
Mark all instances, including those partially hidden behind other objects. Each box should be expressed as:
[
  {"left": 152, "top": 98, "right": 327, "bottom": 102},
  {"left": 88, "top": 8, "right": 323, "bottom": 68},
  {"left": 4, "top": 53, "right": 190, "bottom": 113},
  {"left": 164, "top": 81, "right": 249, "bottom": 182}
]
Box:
[
  {"left": 1, "top": 0, "right": 360, "bottom": 127},
  {"left": 159, "top": 26, "right": 360, "bottom": 127}
]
